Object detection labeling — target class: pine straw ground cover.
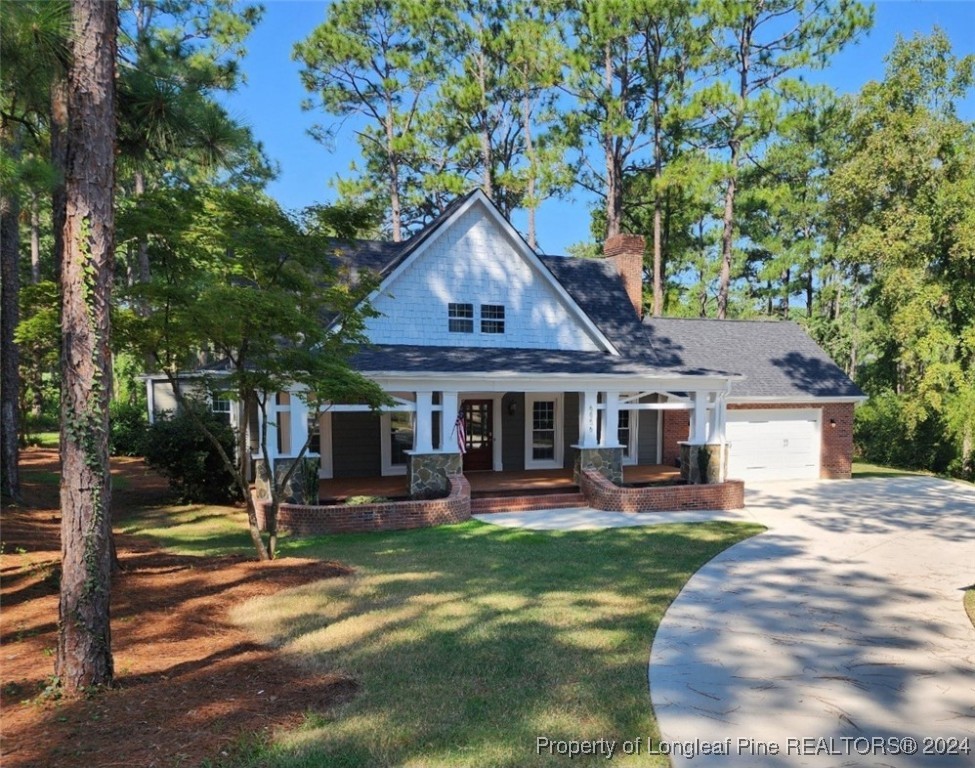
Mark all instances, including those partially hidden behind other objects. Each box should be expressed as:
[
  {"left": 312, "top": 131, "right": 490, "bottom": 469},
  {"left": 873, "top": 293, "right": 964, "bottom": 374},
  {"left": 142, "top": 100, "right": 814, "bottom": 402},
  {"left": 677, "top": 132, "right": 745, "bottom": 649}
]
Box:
[
  {"left": 1, "top": 449, "right": 354, "bottom": 768},
  {"left": 2, "top": 448, "right": 761, "bottom": 768}
]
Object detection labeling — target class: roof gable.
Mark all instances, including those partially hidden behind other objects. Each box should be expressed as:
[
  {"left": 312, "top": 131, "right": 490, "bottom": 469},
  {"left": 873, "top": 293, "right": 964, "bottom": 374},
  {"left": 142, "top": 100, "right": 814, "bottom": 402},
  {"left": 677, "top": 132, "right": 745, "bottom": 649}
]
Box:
[{"left": 361, "top": 191, "right": 618, "bottom": 353}]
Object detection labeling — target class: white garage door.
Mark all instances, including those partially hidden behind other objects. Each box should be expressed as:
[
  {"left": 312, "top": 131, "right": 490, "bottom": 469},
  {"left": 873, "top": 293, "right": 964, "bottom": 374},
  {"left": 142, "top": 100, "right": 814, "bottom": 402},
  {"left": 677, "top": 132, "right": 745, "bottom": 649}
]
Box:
[{"left": 726, "top": 409, "right": 821, "bottom": 482}]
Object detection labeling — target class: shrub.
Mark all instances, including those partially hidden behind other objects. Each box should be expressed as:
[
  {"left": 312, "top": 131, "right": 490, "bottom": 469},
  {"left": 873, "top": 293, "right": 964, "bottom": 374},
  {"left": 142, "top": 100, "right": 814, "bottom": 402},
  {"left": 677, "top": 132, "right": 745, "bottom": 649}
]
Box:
[
  {"left": 142, "top": 402, "right": 239, "bottom": 503},
  {"left": 110, "top": 401, "right": 149, "bottom": 456},
  {"left": 854, "top": 392, "right": 954, "bottom": 473}
]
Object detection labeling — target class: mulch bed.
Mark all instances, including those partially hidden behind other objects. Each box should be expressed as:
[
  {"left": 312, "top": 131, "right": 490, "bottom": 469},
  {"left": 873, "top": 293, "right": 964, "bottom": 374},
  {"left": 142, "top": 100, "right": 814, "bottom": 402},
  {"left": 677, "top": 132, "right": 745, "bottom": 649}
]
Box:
[{"left": 1, "top": 448, "right": 355, "bottom": 768}]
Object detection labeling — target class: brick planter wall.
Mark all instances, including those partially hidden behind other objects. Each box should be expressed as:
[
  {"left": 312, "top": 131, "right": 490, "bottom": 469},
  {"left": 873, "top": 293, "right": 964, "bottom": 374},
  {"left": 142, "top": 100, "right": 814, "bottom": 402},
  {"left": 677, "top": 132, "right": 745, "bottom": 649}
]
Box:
[
  {"left": 578, "top": 469, "right": 744, "bottom": 513},
  {"left": 255, "top": 474, "right": 471, "bottom": 536}
]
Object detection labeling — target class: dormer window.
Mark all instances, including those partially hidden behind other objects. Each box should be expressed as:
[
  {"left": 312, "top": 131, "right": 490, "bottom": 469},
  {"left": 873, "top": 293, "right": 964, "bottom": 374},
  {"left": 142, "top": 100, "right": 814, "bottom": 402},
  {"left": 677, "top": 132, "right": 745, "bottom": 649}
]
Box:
[
  {"left": 448, "top": 303, "right": 474, "bottom": 333},
  {"left": 481, "top": 304, "right": 505, "bottom": 334}
]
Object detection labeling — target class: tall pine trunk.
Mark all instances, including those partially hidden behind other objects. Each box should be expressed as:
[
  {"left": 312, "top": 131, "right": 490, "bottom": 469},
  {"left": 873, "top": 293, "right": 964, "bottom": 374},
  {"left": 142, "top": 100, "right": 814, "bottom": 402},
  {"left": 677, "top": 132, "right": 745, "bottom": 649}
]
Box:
[
  {"left": 0, "top": 131, "right": 21, "bottom": 500},
  {"left": 57, "top": 0, "right": 118, "bottom": 695},
  {"left": 717, "top": 141, "right": 739, "bottom": 320}
]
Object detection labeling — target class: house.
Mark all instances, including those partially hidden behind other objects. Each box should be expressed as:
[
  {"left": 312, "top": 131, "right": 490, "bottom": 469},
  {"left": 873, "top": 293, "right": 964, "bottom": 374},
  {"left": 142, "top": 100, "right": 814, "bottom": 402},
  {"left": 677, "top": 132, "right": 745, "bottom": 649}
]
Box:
[{"left": 146, "top": 189, "right": 864, "bottom": 501}]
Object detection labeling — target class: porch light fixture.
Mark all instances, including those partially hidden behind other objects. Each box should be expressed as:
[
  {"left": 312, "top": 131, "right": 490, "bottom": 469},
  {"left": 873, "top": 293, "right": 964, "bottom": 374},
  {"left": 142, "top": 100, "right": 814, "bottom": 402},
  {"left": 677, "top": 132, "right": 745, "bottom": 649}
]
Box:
[{"left": 829, "top": 418, "right": 836, "bottom": 428}]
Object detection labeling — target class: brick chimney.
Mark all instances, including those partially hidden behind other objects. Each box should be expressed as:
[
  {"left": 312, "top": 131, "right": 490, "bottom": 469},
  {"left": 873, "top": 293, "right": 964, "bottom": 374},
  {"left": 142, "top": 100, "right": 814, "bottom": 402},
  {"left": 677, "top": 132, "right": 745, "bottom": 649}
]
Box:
[{"left": 603, "top": 234, "right": 645, "bottom": 319}]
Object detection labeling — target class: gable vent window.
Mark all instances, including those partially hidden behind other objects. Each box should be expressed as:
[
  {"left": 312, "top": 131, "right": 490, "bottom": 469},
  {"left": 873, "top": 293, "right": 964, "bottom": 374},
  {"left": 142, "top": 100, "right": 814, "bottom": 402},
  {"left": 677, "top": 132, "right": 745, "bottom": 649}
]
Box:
[
  {"left": 448, "top": 303, "right": 474, "bottom": 333},
  {"left": 481, "top": 304, "right": 505, "bottom": 334}
]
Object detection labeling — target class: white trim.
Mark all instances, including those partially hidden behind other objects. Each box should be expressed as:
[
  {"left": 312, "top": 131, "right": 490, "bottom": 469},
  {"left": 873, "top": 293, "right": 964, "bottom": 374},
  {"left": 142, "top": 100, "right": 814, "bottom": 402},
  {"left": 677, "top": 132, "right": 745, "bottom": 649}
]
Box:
[
  {"left": 620, "top": 408, "right": 638, "bottom": 466},
  {"left": 318, "top": 411, "right": 333, "bottom": 479},
  {"left": 728, "top": 395, "right": 866, "bottom": 404},
  {"left": 146, "top": 378, "right": 156, "bottom": 424},
  {"left": 360, "top": 191, "right": 621, "bottom": 355},
  {"left": 524, "top": 393, "right": 563, "bottom": 470}
]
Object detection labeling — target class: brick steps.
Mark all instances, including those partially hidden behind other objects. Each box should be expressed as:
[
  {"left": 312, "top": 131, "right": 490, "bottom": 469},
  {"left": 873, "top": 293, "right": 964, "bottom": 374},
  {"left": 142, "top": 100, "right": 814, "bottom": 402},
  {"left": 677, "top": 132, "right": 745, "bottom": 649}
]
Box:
[{"left": 471, "top": 492, "right": 587, "bottom": 514}]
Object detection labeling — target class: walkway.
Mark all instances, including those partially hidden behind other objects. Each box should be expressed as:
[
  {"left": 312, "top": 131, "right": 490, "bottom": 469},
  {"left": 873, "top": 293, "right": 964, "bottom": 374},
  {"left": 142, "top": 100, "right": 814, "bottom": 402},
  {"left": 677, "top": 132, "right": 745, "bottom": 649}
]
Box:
[{"left": 650, "top": 476, "right": 975, "bottom": 767}]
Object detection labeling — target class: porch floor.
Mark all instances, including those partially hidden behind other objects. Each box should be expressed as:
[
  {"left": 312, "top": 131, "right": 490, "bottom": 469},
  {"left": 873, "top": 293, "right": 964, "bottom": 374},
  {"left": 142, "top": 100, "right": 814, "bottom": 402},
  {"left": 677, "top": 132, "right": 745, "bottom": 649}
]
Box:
[{"left": 318, "top": 464, "right": 680, "bottom": 502}]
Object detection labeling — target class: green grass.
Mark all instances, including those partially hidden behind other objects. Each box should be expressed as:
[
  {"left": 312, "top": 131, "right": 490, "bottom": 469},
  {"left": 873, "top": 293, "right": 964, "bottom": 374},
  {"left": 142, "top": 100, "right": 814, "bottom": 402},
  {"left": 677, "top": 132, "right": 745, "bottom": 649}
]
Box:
[
  {"left": 26, "top": 431, "right": 59, "bottom": 448},
  {"left": 965, "top": 590, "right": 975, "bottom": 631},
  {"left": 191, "top": 519, "right": 762, "bottom": 768},
  {"left": 116, "top": 503, "right": 254, "bottom": 556},
  {"left": 21, "top": 466, "right": 130, "bottom": 491},
  {"left": 851, "top": 461, "right": 929, "bottom": 479}
]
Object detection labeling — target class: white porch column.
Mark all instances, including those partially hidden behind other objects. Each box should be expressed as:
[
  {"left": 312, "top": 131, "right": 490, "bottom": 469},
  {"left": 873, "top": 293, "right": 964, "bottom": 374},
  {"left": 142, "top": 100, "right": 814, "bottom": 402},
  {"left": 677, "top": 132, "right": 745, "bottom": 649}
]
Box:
[
  {"left": 414, "top": 390, "right": 434, "bottom": 453},
  {"left": 601, "top": 391, "right": 621, "bottom": 447},
  {"left": 290, "top": 394, "right": 309, "bottom": 455},
  {"left": 709, "top": 391, "right": 727, "bottom": 444},
  {"left": 260, "top": 397, "right": 278, "bottom": 459},
  {"left": 440, "top": 391, "right": 459, "bottom": 453},
  {"left": 690, "top": 391, "right": 709, "bottom": 444},
  {"left": 578, "top": 389, "right": 599, "bottom": 448}
]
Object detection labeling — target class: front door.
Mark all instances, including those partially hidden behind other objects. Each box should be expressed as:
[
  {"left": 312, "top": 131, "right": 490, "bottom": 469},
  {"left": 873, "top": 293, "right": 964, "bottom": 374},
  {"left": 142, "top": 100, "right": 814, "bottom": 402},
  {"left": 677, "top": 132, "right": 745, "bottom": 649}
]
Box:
[{"left": 462, "top": 399, "right": 493, "bottom": 471}]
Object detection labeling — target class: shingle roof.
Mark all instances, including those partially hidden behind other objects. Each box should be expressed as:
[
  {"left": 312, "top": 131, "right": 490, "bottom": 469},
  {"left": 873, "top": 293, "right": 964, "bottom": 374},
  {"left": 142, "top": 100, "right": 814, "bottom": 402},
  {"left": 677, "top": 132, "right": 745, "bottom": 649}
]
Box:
[
  {"left": 642, "top": 317, "right": 865, "bottom": 399},
  {"left": 351, "top": 344, "right": 728, "bottom": 378},
  {"left": 334, "top": 200, "right": 862, "bottom": 400}
]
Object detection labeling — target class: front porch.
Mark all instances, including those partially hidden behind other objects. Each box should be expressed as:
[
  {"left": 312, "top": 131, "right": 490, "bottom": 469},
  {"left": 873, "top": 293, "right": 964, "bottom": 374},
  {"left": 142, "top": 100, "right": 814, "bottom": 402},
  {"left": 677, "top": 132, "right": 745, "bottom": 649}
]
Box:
[{"left": 318, "top": 464, "right": 681, "bottom": 503}]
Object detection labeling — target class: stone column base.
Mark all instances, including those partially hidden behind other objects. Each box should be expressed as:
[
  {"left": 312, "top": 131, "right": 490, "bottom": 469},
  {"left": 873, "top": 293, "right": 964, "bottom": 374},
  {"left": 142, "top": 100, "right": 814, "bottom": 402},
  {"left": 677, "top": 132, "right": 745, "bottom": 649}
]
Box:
[
  {"left": 254, "top": 457, "right": 321, "bottom": 504},
  {"left": 574, "top": 446, "right": 623, "bottom": 485},
  {"left": 407, "top": 452, "right": 463, "bottom": 499},
  {"left": 679, "top": 442, "right": 729, "bottom": 485}
]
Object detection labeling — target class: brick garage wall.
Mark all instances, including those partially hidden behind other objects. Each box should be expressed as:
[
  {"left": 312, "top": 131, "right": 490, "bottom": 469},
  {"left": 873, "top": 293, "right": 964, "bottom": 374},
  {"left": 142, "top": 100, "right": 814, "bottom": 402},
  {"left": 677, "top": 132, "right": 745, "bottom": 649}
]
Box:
[
  {"left": 579, "top": 469, "right": 744, "bottom": 513},
  {"left": 726, "top": 402, "right": 855, "bottom": 480},
  {"left": 660, "top": 409, "right": 690, "bottom": 467},
  {"left": 255, "top": 475, "right": 471, "bottom": 536},
  {"left": 819, "top": 402, "right": 854, "bottom": 479}
]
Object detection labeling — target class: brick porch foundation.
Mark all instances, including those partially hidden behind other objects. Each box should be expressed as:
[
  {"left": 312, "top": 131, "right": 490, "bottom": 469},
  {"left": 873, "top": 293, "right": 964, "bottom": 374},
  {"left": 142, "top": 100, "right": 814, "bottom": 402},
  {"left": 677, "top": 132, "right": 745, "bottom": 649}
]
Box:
[
  {"left": 255, "top": 474, "right": 471, "bottom": 536},
  {"left": 579, "top": 469, "right": 745, "bottom": 513}
]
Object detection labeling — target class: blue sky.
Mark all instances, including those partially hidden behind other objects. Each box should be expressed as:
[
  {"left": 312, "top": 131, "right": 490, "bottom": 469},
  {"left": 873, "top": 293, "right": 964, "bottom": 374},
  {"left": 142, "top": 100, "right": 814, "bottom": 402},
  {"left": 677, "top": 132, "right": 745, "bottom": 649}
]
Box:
[{"left": 221, "top": 0, "right": 975, "bottom": 255}]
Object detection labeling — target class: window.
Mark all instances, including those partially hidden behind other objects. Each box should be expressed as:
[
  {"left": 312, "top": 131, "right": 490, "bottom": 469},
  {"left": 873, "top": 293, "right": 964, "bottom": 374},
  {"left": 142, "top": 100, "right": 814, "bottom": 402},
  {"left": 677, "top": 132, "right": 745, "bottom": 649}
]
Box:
[
  {"left": 210, "top": 394, "right": 232, "bottom": 424},
  {"left": 381, "top": 399, "right": 415, "bottom": 476},
  {"left": 618, "top": 409, "right": 631, "bottom": 457},
  {"left": 389, "top": 412, "right": 414, "bottom": 466},
  {"left": 525, "top": 394, "right": 562, "bottom": 469},
  {"left": 448, "top": 303, "right": 474, "bottom": 333},
  {"left": 480, "top": 304, "right": 505, "bottom": 334}
]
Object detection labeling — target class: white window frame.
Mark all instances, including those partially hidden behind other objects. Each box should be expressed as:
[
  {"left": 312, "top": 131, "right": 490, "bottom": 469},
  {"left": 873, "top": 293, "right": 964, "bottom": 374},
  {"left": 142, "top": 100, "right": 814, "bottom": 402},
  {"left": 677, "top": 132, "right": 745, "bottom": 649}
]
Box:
[
  {"left": 524, "top": 393, "right": 563, "bottom": 470},
  {"left": 380, "top": 393, "right": 417, "bottom": 476},
  {"left": 448, "top": 302, "right": 474, "bottom": 333},
  {"left": 618, "top": 408, "right": 639, "bottom": 466}
]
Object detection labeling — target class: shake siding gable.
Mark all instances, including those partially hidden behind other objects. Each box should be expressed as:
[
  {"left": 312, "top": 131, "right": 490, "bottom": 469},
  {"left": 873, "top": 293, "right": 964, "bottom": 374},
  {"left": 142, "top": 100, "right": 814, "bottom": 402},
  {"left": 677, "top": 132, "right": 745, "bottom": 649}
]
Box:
[{"left": 363, "top": 204, "right": 603, "bottom": 351}]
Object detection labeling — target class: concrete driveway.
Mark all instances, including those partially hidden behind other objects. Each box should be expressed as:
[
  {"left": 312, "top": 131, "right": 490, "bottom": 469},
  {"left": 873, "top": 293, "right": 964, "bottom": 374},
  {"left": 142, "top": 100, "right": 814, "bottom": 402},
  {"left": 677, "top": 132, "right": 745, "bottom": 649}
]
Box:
[{"left": 649, "top": 476, "right": 975, "bottom": 767}]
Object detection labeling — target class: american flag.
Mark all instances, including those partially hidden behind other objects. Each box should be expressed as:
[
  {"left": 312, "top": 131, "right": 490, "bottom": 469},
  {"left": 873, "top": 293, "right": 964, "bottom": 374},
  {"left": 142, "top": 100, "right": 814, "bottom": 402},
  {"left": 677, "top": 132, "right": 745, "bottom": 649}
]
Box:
[{"left": 455, "top": 410, "right": 467, "bottom": 454}]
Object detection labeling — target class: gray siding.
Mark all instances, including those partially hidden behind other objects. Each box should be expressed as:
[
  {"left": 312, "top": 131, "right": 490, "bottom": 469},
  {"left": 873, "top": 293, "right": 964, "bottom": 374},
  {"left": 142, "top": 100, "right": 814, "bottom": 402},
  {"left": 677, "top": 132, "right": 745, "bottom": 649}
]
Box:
[
  {"left": 636, "top": 394, "right": 660, "bottom": 464},
  {"left": 501, "top": 392, "right": 525, "bottom": 470},
  {"left": 332, "top": 412, "right": 382, "bottom": 477}
]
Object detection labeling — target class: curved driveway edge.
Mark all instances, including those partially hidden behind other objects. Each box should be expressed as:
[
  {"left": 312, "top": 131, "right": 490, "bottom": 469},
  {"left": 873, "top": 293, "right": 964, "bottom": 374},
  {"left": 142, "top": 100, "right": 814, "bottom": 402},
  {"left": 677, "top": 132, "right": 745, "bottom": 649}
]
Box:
[{"left": 649, "top": 476, "right": 975, "bottom": 767}]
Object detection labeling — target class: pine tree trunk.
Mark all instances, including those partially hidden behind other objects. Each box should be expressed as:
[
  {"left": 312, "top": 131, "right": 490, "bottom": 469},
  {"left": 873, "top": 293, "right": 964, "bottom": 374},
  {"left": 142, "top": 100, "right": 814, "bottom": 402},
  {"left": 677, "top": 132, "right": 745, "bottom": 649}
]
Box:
[
  {"left": 0, "top": 132, "right": 21, "bottom": 500},
  {"left": 717, "top": 143, "right": 738, "bottom": 320},
  {"left": 57, "top": 0, "right": 118, "bottom": 695},
  {"left": 51, "top": 75, "right": 69, "bottom": 281}
]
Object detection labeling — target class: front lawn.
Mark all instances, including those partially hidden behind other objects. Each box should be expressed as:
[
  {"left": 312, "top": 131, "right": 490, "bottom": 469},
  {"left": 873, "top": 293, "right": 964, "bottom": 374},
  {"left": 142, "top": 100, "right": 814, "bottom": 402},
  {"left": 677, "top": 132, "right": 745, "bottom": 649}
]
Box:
[{"left": 214, "top": 519, "right": 761, "bottom": 768}]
